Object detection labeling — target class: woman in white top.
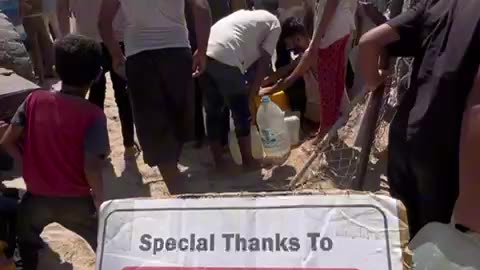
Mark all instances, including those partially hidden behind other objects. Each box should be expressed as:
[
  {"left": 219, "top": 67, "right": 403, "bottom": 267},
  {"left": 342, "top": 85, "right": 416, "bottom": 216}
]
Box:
[{"left": 261, "top": 0, "right": 356, "bottom": 138}]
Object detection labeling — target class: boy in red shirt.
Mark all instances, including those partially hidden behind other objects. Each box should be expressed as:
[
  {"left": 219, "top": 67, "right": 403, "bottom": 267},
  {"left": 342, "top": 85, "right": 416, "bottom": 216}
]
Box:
[{"left": 0, "top": 34, "right": 109, "bottom": 270}]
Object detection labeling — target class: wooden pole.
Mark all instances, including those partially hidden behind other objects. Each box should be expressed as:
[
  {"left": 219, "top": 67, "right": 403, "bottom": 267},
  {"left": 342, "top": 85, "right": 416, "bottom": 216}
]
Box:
[{"left": 354, "top": 83, "right": 386, "bottom": 190}]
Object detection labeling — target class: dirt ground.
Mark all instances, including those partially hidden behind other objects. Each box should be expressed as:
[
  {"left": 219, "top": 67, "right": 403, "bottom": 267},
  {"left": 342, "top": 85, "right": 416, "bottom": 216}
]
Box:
[{"left": 1, "top": 78, "right": 390, "bottom": 270}]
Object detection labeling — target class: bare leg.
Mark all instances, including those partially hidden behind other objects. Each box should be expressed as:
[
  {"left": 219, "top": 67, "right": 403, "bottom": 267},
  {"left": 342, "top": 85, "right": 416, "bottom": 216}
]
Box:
[
  {"left": 23, "top": 18, "right": 44, "bottom": 84},
  {"left": 37, "top": 22, "right": 55, "bottom": 77}
]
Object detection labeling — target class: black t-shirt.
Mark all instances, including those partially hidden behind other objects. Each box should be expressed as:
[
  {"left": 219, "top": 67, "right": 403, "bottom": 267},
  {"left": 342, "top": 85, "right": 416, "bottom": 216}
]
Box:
[{"left": 387, "top": 0, "right": 480, "bottom": 161}]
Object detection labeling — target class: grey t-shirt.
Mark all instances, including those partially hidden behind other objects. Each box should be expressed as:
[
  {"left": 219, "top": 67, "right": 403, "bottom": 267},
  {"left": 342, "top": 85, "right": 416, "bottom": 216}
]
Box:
[{"left": 119, "top": 0, "right": 190, "bottom": 57}]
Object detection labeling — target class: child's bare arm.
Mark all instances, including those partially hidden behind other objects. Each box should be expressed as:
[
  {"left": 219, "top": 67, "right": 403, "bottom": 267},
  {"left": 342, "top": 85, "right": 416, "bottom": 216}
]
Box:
[
  {"left": 1, "top": 100, "right": 28, "bottom": 166},
  {"left": 83, "top": 116, "right": 110, "bottom": 211},
  {"left": 84, "top": 156, "right": 104, "bottom": 210}
]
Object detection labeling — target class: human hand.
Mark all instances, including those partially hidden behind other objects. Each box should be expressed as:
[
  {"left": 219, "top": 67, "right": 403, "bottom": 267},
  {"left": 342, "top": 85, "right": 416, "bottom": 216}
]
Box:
[
  {"left": 192, "top": 50, "right": 207, "bottom": 78},
  {"left": 259, "top": 85, "right": 277, "bottom": 96}
]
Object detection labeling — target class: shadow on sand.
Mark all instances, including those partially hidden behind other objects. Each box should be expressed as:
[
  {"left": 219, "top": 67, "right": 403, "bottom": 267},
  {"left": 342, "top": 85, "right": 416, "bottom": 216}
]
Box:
[
  {"left": 178, "top": 145, "right": 296, "bottom": 194},
  {"left": 102, "top": 159, "right": 151, "bottom": 201}
]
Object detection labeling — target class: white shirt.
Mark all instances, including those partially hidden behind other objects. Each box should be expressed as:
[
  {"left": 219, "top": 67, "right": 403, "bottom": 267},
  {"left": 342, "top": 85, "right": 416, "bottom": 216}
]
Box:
[
  {"left": 207, "top": 10, "right": 281, "bottom": 73},
  {"left": 70, "top": 0, "right": 126, "bottom": 42},
  {"left": 314, "top": 0, "right": 356, "bottom": 48},
  {"left": 119, "top": 0, "right": 190, "bottom": 57}
]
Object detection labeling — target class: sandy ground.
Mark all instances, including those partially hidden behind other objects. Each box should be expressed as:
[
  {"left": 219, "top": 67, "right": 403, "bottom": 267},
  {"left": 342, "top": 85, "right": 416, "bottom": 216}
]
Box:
[
  {"left": 1, "top": 78, "right": 315, "bottom": 270},
  {"left": 1, "top": 76, "right": 391, "bottom": 270}
]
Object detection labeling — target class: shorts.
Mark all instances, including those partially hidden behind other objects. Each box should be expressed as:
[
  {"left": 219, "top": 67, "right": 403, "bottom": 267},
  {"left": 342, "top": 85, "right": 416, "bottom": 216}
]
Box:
[{"left": 126, "top": 48, "right": 194, "bottom": 165}]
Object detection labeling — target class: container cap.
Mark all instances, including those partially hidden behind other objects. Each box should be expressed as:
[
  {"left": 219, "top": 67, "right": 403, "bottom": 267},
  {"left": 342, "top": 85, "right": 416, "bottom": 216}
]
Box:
[{"left": 261, "top": 96, "right": 271, "bottom": 103}]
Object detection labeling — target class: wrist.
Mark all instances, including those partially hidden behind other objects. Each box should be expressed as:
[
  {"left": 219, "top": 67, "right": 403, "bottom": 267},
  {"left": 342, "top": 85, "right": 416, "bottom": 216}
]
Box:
[{"left": 195, "top": 48, "right": 207, "bottom": 56}]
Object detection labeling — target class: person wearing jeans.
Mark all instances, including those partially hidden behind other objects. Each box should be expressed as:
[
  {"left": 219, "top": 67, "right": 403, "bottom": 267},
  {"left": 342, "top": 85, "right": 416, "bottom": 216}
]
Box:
[
  {"left": 200, "top": 9, "right": 281, "bottom": 169},
  {"left": 185, "top": 0, "right": 234, "bottom": 148}
]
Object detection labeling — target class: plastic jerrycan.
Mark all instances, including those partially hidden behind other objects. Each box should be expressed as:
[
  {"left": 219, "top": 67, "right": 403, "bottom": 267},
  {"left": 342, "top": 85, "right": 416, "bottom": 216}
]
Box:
[
  {"left": 256, "top": 96, "right": 291, "bottom": 159},
  {"left": 410, "top": 222, "right": 480, "bottom": 270},
  {"left": 228, "top": 126, "right": 264, "bottom": 165}
]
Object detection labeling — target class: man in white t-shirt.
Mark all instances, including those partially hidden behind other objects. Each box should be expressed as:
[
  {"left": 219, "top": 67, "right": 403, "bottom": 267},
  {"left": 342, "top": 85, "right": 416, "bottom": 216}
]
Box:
[
  {"left": 99, "top": 0, "right": 212, "bottom": 194},
  {"left": 57, "top": 0, "right": 137, "bottom": 158},
  {"left": 200, "top": 9, "right": 281, "bottom": 169}
]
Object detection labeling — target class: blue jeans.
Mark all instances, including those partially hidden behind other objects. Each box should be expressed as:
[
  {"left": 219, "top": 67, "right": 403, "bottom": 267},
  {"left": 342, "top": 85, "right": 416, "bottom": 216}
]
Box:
[{"left": 199, "top": 59, "right": 251, "bottom": 142}]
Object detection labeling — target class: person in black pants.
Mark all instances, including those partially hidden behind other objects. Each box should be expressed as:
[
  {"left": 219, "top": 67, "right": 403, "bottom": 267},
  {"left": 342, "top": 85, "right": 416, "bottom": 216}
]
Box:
[
  {"left": 88, "top": 43, "right": 137, "bottom": 157},
  {"left": 186, "top": 0, "right": 232, "bottom": 148},
  {"left": 57, "top": 0, "right": 137, "bottom": 158},
  {"left": 0, "top": 186, "right": 18, "bottom": 260}
]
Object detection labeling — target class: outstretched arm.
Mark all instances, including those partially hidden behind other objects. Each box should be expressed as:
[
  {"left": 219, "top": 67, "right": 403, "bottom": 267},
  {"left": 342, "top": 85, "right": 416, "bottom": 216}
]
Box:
[
  {"left": 260, "top": 57, "right": 300, "bottom": 95},
  {"left": 249, "top": 49, "right": 273, "bottom": 97},
  {"left": 269, "top": 0, "right": 339, "bottom": 94},
  {"left": 358, "top": 24, "right": 400, "bottom": 92}
]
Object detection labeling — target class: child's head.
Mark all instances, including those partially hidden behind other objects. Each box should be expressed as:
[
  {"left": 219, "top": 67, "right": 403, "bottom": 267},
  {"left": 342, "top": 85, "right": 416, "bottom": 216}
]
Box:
[
  {"left": 55, "top": 34, "right": 102, "bottom": 90},
  {"left": 280, "top": 17, "right": 310, "bottom": 54}
]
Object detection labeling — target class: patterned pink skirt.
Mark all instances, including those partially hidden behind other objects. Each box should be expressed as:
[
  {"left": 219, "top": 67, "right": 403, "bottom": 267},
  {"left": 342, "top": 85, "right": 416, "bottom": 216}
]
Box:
[{"left": 317, "top": 34, "right": 350, "bottom": 133}]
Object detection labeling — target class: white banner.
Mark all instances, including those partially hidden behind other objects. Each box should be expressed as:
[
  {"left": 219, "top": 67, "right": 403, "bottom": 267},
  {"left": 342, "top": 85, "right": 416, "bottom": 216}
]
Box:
[{"left": 97, "top": 195, "right": 405, "bottom": 270}]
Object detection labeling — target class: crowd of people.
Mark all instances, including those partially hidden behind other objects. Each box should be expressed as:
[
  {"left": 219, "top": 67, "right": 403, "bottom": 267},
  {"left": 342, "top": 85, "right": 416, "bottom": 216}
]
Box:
[{"left": 1, "top": 0, "right": 480, "bottom": 269}]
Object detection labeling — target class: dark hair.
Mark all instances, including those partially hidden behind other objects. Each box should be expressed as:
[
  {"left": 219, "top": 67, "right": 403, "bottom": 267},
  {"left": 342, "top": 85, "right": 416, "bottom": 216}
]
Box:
[
  {"left": 280, "top": 17, "right": 307, "bottom": 41},
  {"left": 252, "top": 0, "right": 279, "bottom": 13},
  {"left": 55, "top": 34, "right": 102, "bottom": 87}
]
